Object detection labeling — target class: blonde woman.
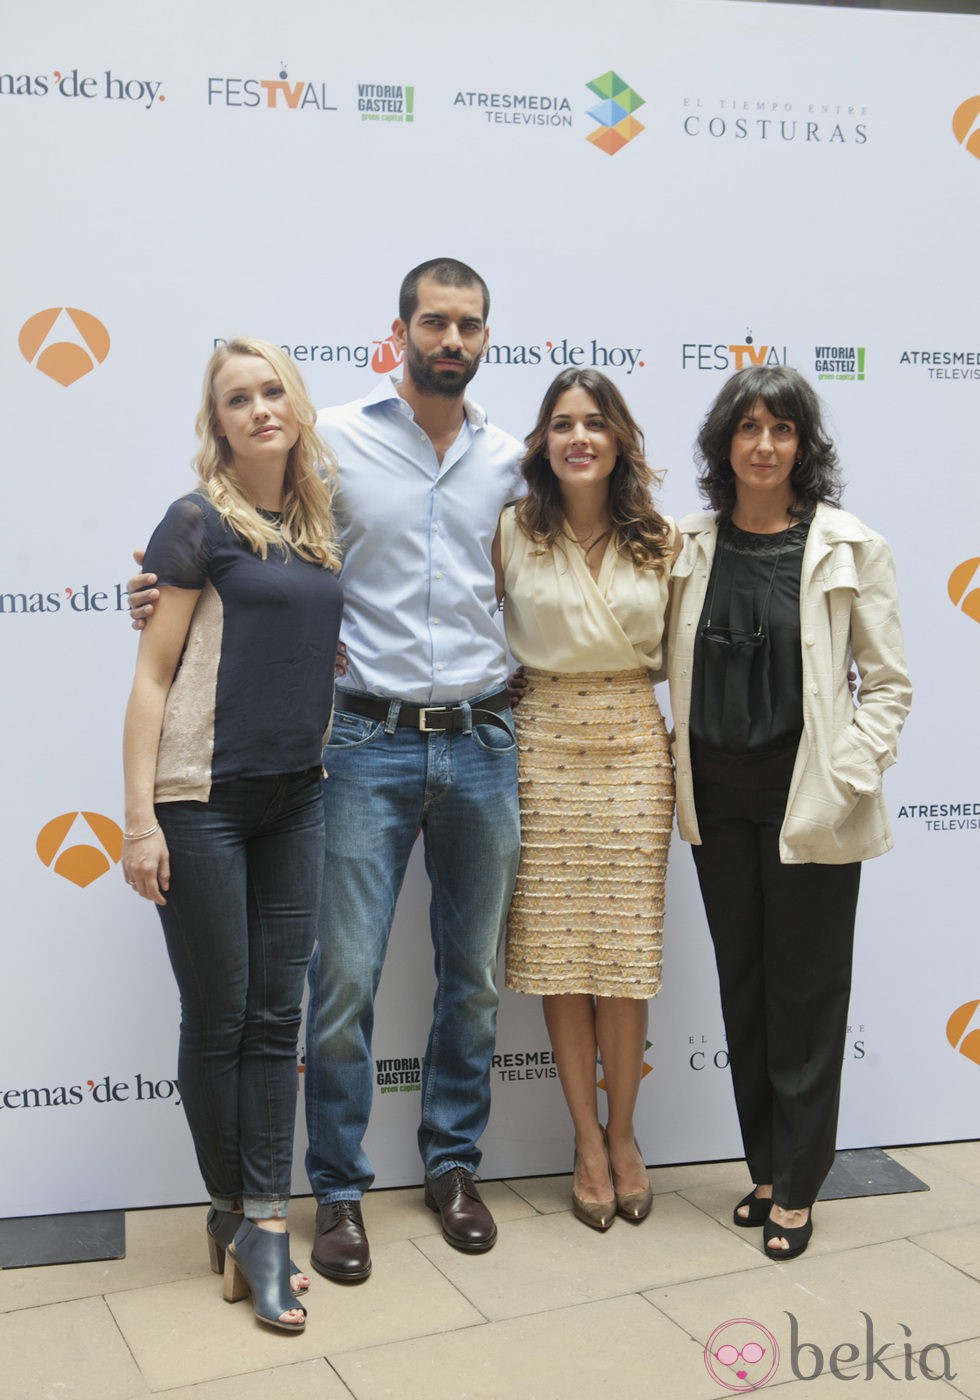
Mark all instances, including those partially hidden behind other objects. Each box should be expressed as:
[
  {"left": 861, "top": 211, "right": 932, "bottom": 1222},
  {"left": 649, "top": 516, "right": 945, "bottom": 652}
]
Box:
[{"left": 122, "top": 339, "right": 342, "bottom": 1330}]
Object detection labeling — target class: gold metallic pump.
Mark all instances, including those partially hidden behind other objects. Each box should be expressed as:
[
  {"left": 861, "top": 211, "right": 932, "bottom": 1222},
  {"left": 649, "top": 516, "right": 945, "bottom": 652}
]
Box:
[
  {"left": 571, "top": 1149, "right": 616, "bottom": 1231},
  {"left": 613, "top": 1139, "right": 653, "bottom": 1223}
]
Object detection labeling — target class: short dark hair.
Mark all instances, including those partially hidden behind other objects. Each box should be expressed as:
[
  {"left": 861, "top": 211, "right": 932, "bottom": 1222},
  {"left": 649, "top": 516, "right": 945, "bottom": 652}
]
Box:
[
  {"left": 398, "top": 258, "right": 490, "bottom": 324},
  {"left": 695, "top": 365, "right": 843, "bottom": 517}
]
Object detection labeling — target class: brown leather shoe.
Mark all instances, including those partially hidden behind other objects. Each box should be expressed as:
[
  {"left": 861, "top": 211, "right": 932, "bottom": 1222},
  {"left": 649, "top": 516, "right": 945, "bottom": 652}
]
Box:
[
  {"left": 424, "top": 1168, "right": 497, "bottom": 1252},
  {"left": 310, "top": 1200, "right": 371, "bottom": 1283}
]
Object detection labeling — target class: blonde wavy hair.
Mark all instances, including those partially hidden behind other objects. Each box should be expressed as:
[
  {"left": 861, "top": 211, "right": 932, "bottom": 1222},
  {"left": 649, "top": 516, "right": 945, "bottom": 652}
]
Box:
[{"left": 195, "top": 338, "right": 340, "bottom": 571}]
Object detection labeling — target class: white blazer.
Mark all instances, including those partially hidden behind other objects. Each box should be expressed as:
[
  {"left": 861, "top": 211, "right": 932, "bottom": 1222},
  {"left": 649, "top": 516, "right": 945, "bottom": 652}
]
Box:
[{"left": 667, "top": 504, "right": 912, "bottom": 865}]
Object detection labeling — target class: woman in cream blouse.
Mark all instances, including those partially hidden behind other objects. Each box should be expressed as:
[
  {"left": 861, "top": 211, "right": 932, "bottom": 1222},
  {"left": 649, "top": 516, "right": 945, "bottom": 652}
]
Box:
[{"left": 493, "top": 368, "right": 676, "bottom": 1230}]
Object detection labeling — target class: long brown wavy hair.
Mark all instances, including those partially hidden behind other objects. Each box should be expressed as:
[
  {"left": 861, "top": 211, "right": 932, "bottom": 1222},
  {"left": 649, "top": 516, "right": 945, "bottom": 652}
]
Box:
[{"left": 515, "top": 368, "right": 671, "bottom": 571}]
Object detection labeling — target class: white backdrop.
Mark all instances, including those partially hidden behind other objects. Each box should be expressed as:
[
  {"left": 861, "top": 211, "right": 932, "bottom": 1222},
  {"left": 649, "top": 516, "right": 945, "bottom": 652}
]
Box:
[{"left": 2, "top": 0, "right": 978, "bottom": 1217}]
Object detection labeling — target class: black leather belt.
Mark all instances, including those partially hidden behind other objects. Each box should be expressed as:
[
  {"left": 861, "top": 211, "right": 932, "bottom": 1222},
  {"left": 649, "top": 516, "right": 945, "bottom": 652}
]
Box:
[{"left": 336, "top": 688, "right": 512, "bottom": 734}]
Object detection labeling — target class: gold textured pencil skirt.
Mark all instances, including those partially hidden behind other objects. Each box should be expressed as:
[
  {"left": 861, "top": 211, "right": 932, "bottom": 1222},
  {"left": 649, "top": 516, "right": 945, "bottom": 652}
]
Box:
[{"left": 505, "top": 668, "right": 674, "bottom": 999}]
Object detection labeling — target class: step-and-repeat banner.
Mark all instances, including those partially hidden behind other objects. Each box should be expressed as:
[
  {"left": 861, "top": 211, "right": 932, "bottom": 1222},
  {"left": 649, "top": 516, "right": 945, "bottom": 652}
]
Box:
[{"left": 2, "top": 0, "right": 978, "bottom": 1215}]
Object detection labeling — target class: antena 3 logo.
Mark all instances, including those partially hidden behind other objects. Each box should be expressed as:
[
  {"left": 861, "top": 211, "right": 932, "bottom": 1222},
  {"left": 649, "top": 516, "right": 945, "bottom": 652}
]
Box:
[
  {"left": 208, "top": 64, "right": 338, "bottom": 111},
  {"left": 947, "top": 1001, "right": 980, "bottom": 1067},
  {"left": 36, "top": 811, "right": 123, "bottom": 888},
  {"left": 948, "top": 559, "right": 980, "bottom": 624},
  {"left": 0, "top": 68, "right": 164, "bottom": 107},
  {"left": 952, "top": 96, "right": 980, "bottom": 159},
  {"left": 20, "top": 308, "right": 110, "bottom": 386}
]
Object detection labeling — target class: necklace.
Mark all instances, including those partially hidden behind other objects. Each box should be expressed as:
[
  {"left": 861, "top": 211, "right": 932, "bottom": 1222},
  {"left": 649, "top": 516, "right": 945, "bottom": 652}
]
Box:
[
  {"left": 568, "top": 526, "right": 612, "bottom": 556},
  {"left": 702, "top": 511, "right": 794, "bottom": 639}
]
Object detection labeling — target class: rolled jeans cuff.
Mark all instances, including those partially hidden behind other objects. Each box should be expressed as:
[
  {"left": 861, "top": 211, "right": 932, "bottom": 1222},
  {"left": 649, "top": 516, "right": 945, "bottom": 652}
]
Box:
[
  {"left": 242, "top": 1196, "right": 290, "bottom": 1220},
  {"left": 209, "top": 1193, "right": 241, "bottom": 1213}
]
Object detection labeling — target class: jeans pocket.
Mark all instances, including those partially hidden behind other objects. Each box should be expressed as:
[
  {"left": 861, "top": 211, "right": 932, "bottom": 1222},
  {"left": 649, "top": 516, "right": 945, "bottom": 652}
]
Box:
[
  {"left": 325, "top": 710, "right": 385, "bottom": 750},
  {"left": 471, "top": 717, "right": 517, "bottom": 754}
]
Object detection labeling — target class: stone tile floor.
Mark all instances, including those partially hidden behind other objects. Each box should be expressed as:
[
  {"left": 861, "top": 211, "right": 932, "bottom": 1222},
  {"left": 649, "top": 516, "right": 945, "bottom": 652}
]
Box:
[{"left": 1, "top": 1142, "right": 978, "bottom": 1399}]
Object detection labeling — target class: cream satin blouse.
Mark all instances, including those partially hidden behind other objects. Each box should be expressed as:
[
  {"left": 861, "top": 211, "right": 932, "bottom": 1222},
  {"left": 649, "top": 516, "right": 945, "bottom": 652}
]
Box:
[{"left": 499, "top": 504, "right": 674, "bottom": 674}]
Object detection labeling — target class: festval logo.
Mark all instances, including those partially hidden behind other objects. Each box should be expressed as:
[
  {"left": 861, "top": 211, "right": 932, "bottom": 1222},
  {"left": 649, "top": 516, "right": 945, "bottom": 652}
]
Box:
[
  {"left": 947, "top": 558, "right": 980, "bottom": 623},
  {"left": 946, "top": 1001, "right": 980, "bottom": 1067},
  {"left": 704, "top": 1318, "right": 780, "bottom": 1392},
  {"left": 952, "top": 96, "right": 980, "bottom": 159},
  {"left": 36, "top": 811, "right": 123, "bottom": 888},
  {"left": 586, "top": 71, "right": 645, "bottom": 155},
  {"left": 371, "top": 333, "right": 404, "bottom": 374},
  {"left": 19, "top": 308, "right": 110, "bottom": 386},
  {"left": 207, "top": 65, "right": 338, "bottom": 112}
]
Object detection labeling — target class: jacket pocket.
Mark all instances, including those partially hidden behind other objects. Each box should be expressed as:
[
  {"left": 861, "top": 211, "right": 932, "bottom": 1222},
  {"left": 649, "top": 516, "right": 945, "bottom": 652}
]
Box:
[{"left": 829, "top": 724, "right": 882, "bottom": 798}]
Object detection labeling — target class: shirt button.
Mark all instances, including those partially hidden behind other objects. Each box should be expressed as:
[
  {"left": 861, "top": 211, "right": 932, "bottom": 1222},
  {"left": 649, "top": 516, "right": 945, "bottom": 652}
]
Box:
[
  {"left": 432, "top": 618, "right": 441, "bottom": 625},
  {"left": 437, "top": 663, "right": 445, "bottom": 671},
  {"left": 804, "top": 635, "right": 815, "bottom": 646},
  {"left": 435, "top": 571, "right": 443, "bottom": 580},
  {"left": 810, "top": 683, "right": 819, "bottom": 694}
]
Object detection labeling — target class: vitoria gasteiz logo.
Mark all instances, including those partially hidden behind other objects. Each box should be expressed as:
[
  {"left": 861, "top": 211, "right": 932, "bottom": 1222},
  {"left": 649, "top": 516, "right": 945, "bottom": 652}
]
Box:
[
  {"left": 19, "top": 308, "right": 110, "bottom": 386},
  {"left": 952, "top": 95, "right": 980, "bottom": 159},
  {"left": 36, "top": 811, "right": 123, "bottom": 888},
  {"left": 586, "top": 70, "right": 645, "bottom": 154}
]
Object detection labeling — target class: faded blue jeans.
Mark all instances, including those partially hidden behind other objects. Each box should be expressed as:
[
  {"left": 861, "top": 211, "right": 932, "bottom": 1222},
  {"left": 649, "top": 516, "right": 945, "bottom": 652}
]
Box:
[
  {"left": 305, "top": 690, "right": 521, "bottom": 1202},
  {"left": 156, "top": 770, "right": 324, "bottom": 1218}
]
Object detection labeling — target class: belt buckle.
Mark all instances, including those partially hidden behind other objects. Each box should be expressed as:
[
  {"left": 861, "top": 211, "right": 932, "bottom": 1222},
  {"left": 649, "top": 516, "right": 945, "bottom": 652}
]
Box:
[{"left": 417, "top": 705, "right": 451, "bottom": 732}]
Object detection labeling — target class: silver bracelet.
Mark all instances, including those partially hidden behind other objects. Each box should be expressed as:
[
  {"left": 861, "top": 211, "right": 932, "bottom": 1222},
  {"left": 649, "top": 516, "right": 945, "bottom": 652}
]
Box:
[{"left": 123, "top": 822, "right": 160, "bottom": 841}]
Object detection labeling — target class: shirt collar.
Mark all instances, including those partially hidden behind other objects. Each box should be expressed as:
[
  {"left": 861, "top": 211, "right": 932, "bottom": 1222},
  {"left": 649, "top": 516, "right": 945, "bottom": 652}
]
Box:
[{"left": 363, "top": 374, "right": 488, "bottom": 431}]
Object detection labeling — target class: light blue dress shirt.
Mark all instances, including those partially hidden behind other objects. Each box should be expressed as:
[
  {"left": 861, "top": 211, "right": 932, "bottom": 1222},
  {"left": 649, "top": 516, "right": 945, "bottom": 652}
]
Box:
[{"left": 318, "top": 377, "right": 524, "bottom": 704}]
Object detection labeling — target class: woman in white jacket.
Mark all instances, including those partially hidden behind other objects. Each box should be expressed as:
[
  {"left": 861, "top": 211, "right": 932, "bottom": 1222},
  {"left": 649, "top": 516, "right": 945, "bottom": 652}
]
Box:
[{"left": 668, "top": 366, "right": 911, "bottom": 1260}]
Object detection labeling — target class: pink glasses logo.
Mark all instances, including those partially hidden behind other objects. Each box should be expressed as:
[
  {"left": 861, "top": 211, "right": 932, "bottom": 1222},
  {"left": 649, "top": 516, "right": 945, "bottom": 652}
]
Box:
[{"left": 705, "top": 1318, "right": 780, "bottom": 1391}]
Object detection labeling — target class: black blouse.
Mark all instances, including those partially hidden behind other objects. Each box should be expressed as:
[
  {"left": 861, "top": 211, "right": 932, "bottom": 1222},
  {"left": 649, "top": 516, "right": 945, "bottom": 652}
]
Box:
[
  {"left": 691, "top": 519, "right": 810, "bottom": 753},
  {"left": 143, "top": 493, "right": 343, "bottom": 793}
]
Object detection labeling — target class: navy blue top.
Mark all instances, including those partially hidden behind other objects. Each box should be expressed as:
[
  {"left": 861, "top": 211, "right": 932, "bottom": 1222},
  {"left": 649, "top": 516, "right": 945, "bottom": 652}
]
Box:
[{"left": 144, "top": 493, "right": 342, "bottom": 797}]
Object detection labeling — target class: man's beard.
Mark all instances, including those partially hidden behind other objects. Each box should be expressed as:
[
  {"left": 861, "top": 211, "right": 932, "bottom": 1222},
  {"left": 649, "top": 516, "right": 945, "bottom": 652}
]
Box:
[{"left": 405, "top": 337, "right": 480, "bottom": 398}]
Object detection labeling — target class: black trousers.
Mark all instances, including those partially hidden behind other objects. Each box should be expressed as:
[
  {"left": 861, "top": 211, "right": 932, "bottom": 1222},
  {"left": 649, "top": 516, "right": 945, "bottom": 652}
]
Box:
[{"left": 692, "top": 748, "right": 861, "bottom": 1210}]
